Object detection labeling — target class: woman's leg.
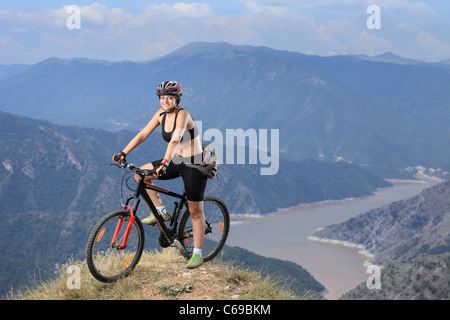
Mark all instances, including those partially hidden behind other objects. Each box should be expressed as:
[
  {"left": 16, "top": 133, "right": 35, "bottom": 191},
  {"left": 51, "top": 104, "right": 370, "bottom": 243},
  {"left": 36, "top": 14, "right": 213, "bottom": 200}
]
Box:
[
  {"left": 180, "top": 160, "right": 207, "bottom": 268},
  {"left": 187, "top": 200, "right": 205, "bottom": 251},
  {"left": 135, "top": 162, "right": 164, "bottom": 207},
  {"left": 186, "top": 199, "right": 205, "bottom": 268},
  {"left": 136, "top": 162, "right": 172, "bottom": 225}
]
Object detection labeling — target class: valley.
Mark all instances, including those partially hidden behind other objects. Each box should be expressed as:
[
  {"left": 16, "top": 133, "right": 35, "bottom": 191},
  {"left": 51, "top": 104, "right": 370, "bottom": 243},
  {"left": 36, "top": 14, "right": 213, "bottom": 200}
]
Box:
[{"left": 227, "top": 178, "right": 442, "bottom": 299}]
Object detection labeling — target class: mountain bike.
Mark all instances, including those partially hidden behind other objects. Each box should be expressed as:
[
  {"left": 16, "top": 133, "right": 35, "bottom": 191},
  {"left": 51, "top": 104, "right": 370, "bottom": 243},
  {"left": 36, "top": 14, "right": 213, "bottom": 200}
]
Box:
[{"left": 86, "top": 160, "right": 230, "bottom": 283}]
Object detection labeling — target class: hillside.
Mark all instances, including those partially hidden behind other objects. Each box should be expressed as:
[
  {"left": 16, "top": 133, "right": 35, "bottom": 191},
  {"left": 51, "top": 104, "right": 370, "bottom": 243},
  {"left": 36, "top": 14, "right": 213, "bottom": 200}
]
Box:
[
  {"left": 8, "top": 247, "right": 322, "bottom": 301},
  {"left": 312, "top": 180, "right": 450, "bottom": 265},
  {"left": 0, "top": 42, "right": 449, "bottom": 169},
  {"left": 311, "top": 180, "right": 450, "bottom": 299},
  {"left": 300, "top": 53, "right": 450, "bottom": 140},
  {"left": 220, "top": 246, "right": 325, "bottom": 295},
  {"left": 341, "top": 253, "right": 449, "bottom": 300}
]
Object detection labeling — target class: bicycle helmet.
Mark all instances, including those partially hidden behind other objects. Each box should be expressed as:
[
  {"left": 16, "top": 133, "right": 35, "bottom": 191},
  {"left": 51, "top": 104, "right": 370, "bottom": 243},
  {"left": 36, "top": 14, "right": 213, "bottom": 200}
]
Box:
[{"left": 156, "top": 81, "right": 183, "bottom": 97}]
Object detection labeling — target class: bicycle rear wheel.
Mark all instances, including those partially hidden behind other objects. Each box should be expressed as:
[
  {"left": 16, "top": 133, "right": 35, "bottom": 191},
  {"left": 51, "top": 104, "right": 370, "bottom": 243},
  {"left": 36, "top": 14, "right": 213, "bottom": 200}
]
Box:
[
  {"left": 178, "top": 196, "right": 230, "bottom": 262},
  {"left": 86, "top": 209, "right": 145, "bottom": 282}
]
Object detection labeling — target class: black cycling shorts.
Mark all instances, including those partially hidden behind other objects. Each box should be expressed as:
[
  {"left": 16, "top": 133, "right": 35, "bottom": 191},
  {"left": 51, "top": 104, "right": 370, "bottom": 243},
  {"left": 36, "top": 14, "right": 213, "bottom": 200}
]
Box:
[{"left": 152, "top": 154, "right": 207, "bottom": 202}]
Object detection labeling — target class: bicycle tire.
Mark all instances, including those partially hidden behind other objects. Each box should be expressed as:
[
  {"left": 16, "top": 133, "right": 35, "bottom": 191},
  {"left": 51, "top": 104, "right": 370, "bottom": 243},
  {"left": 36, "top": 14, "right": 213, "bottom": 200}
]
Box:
[
  {"left": 178, "top": 196, "right": 230, "bottom": 262},
  {"left": 86, "top": 209, "right": 145, "bottom": 282}
]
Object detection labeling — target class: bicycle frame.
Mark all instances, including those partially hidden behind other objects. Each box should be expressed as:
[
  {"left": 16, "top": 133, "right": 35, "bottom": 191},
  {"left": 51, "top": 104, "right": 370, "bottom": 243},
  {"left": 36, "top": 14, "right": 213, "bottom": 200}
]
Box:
[{"left": 112, "top": 171, "right": 190, "bottom": 256}]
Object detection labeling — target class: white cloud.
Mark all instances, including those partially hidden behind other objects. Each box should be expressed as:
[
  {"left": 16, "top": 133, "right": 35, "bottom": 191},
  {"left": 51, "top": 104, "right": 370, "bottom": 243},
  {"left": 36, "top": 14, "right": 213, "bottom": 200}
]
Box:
[
  {"left": 249, "top": 0, "right": 434, "bottom": 13},
  {"left": 0, "top": 34, "right": 14, "bottom": 45},
  {"left": 152, "top": 2, "right": 214, "bottom": 18},
  {"left": 366, "top": 0, "right": 434, "bottom": 15},
  {"left": 247, "top": 0, "right": 436, "bottom": 27},
  {"left": 416, "top": 31, "right": 450, "bottom": 62},
  {"left": 0, "top": 1, "right": 446, "bottom": 64},
  {"left": 244, "top": 0, "right": 358, "bottom": 7},
  {"left": 0, "top": 3, "right": 223, "bottom": 63},
  {"left": 327, "top": 19, "right": 392, "bottom": 51},
  {"left": 79, "top": 3, "right": 109, "bottom": 25},
  {"left": 234, "top": 3, "right": 393, "bottom": 56},
  {"left": 353, "top": 30, "right": 392, "bottom": 54},
  {"left": 244, "top": 1, "right": 291, "bottom": 16}
]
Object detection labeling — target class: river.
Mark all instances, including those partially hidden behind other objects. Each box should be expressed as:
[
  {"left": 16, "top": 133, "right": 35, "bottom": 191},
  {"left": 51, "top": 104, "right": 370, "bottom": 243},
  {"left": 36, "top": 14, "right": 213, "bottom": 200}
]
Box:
[{"left": 225, "top": 179, "right": 439, "bottom": 299}]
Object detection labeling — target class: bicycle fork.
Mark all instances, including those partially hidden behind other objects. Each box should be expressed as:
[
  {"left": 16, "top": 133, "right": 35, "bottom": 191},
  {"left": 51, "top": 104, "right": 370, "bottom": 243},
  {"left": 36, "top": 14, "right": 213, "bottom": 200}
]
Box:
[{"left": 110, "top": 205, "right": 135, "bottom": 250}]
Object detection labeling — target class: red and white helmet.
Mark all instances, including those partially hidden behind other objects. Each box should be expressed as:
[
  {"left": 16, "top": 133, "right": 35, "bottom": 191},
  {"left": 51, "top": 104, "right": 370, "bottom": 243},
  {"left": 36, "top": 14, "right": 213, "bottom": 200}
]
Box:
[{"left": 156, "top": 81, "right": 183, "bottom": 97}]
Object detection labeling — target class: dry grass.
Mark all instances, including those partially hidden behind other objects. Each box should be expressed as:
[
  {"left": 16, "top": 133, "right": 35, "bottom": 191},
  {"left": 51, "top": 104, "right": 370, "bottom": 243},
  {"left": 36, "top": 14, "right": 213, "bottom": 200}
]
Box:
[{"left": 8, "top": 247, "right": 318, "bottom": 300}]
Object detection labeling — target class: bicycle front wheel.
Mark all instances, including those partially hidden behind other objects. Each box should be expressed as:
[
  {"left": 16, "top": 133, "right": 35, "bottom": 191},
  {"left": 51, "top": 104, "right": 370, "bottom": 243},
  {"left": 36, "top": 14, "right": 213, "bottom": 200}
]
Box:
[
  {"left": 178, "top": 196, "right": 230, "bottom": 262},
  {"left": 86, "top": 209, "right": 145, "bottom": 282}
]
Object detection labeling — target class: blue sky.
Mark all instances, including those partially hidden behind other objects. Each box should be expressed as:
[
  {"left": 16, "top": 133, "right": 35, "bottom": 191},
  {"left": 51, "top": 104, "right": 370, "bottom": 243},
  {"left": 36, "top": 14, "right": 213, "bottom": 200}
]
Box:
[{"left": 0, "top": 0, "right": 449, "bottom": 64}]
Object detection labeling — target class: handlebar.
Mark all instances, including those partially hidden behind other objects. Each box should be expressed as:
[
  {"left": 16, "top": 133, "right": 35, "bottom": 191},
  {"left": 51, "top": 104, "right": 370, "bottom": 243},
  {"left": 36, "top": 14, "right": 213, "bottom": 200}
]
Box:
[{"left": 111, "top": 161, "right": 157, "bottom": 177}]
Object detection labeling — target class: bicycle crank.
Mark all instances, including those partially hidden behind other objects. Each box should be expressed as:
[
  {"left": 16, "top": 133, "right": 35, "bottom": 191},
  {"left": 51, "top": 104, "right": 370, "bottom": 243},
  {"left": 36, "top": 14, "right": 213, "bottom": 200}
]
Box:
[
  {"left": 158, "top": 232, "right": 171, "bottom": 248},
  {"left": 173, "top": 239, "right": 190, "bottom": 259}
]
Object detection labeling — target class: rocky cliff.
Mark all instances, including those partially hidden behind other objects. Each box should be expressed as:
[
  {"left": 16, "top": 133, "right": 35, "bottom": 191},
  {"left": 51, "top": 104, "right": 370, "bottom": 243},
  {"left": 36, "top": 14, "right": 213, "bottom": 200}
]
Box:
[{"left": 312, "top": 180, "right": 450, "bottom": 265}]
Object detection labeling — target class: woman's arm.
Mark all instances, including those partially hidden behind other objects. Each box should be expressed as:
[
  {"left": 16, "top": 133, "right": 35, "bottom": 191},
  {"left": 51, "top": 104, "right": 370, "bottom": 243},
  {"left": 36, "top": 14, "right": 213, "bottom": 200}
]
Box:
[{"left": 162, "top": 109, "right": 189, "bottom": 162}]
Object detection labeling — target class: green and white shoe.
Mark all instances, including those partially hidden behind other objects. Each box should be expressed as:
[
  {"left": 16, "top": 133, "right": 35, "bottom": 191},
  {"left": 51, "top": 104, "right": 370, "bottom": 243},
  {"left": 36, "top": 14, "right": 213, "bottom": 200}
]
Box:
[
  {"left": 141, "top": 208, "right": 171, "bottom": 225},
  {"left": 186, "top": 253, "right": 204, "bottom": 269}
]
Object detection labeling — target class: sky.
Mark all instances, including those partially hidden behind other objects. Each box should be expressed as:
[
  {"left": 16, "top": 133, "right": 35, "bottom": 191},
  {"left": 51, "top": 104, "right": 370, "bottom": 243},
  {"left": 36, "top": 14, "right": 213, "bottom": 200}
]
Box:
[{"left": 0, "top": 0, "right": 449, "bottom": 65}]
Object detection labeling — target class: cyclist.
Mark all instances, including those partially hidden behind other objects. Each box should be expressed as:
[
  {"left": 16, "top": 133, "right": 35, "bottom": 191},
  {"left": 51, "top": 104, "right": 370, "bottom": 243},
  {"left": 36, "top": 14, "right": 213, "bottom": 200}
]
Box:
[{"left": 113, "top": 80, "right": 207, "bottom": 269}]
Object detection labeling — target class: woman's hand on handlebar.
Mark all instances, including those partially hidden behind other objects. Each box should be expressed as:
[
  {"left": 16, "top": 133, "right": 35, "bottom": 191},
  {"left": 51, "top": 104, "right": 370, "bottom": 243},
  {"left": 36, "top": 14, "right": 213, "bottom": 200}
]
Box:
[
  {"left": 112, "top": 151, "right": 127, "bottom": 163},
  {"left": 155, "top": 158, "right": 168, "bottom": 177}
]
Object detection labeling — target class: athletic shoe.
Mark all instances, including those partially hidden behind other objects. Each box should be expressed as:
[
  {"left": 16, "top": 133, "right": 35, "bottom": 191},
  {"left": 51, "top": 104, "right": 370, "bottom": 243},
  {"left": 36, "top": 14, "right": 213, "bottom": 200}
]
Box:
[
  {"left": 186, "top": 253, "right": 204, "bottom": 269},
  {"left": 141, "top": 209, "right": 171, "bottom": 225}
]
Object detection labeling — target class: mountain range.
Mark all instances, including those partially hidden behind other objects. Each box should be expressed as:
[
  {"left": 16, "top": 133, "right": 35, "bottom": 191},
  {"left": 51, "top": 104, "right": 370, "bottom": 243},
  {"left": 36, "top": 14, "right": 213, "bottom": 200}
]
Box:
[
  {"left": 1, "top": 42, "right": 449, "bottom": 299},
  {"left": 0, "top": 42, "right": 449, "bottom": 172}
]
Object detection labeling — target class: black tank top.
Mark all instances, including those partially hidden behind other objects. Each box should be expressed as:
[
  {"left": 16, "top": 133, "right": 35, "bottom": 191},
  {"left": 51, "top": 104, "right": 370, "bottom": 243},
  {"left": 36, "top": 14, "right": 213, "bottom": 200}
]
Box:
[{"left": 161, "top": 108, "right": 198, "bottom": 143}]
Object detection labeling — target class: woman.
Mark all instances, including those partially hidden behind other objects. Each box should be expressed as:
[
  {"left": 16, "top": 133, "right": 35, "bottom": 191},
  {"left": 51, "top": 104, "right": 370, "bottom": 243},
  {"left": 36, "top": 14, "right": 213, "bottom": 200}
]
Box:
[{"left": 113, "top": 80, "right": 207, "bottom": 269}]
